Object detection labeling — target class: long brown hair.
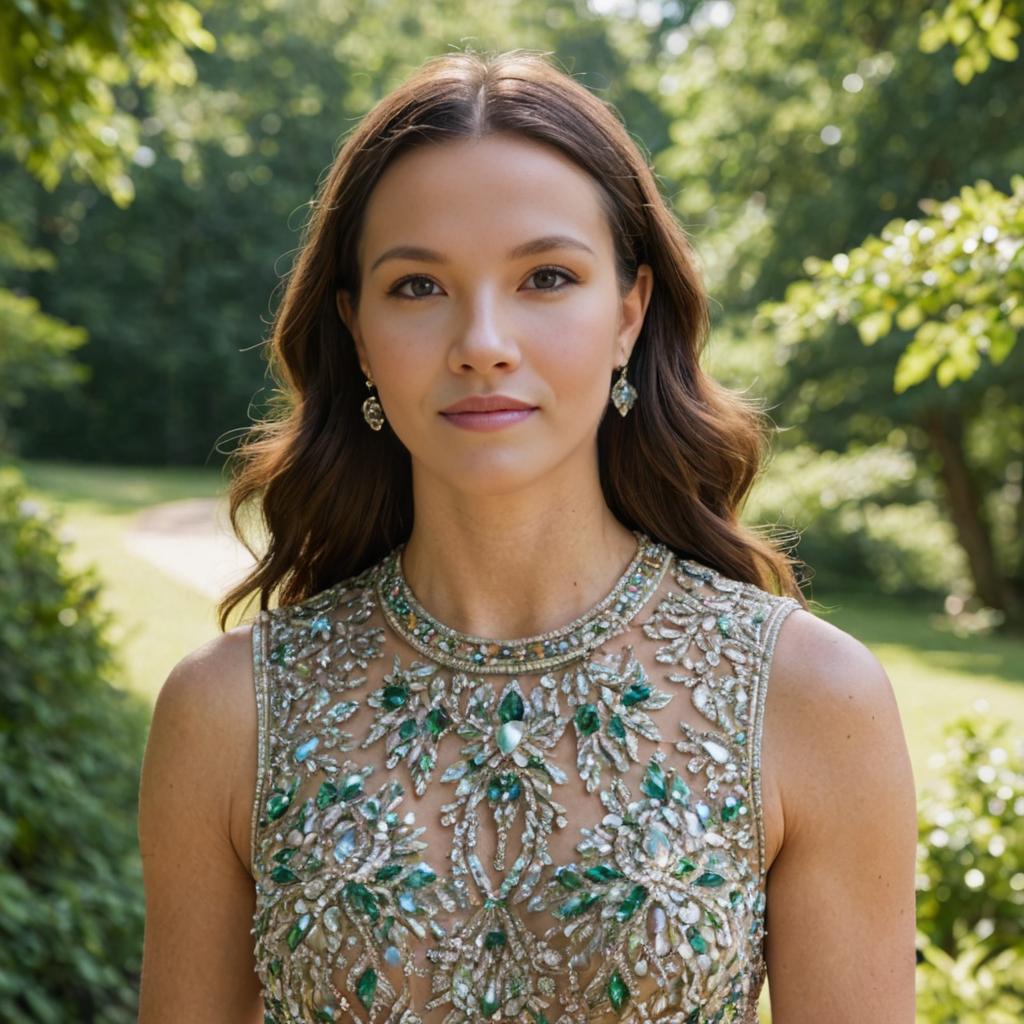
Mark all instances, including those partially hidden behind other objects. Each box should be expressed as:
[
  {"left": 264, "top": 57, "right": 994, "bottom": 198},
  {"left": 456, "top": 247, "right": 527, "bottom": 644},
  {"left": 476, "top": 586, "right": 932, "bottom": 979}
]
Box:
[{"left": 217, "top": 48, "right": 807, "bottom": 630}]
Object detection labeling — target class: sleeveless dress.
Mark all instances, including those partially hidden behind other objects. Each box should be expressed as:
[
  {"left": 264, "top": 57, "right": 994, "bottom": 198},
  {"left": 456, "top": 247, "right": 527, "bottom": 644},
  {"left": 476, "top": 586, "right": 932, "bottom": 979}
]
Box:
[{"left": 248, "top": 533, "right": 801, "bottom": 1024}]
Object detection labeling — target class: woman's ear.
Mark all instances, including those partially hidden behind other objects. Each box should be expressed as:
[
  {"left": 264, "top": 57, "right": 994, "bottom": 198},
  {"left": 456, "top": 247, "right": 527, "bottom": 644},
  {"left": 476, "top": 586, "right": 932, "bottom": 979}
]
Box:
[{"left": 336, "top": 289, "right": 369, "bottom": 373}]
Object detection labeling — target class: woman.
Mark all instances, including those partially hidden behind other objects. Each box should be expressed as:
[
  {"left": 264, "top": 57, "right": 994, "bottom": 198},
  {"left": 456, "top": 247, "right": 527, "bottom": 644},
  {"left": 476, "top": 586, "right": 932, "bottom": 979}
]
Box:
[{"left": 138, "top": 49, "right": 918, "bottom": 1023}]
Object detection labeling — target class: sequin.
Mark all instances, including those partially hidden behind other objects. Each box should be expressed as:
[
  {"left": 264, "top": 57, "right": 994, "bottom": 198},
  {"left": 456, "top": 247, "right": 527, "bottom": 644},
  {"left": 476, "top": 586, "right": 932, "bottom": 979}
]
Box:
[{"left": 250, "top": 539, "right": 801, "bottom": 1023}]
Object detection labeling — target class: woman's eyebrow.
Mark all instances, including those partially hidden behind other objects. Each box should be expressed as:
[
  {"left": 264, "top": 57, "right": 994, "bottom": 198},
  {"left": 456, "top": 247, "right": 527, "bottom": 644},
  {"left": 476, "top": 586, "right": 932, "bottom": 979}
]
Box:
[{"left": 369, "top": 234, "right": 596, "bottom": 273}]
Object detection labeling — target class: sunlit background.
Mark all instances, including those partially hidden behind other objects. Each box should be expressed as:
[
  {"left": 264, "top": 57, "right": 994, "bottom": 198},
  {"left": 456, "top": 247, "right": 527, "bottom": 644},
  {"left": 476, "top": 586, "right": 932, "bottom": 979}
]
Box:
[{"left": 1, "top": 1, "right": 1022, "bottom": 1020}]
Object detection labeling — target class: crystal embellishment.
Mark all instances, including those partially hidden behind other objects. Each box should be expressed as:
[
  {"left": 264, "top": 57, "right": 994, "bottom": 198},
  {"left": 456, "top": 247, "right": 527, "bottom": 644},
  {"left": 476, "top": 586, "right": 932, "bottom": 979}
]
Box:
[
  {"left": 374, "top": 531, "right": 672, "bottom": 674},
  {"left": 610, "top": 364, "right": 638, "bottom": 416}
]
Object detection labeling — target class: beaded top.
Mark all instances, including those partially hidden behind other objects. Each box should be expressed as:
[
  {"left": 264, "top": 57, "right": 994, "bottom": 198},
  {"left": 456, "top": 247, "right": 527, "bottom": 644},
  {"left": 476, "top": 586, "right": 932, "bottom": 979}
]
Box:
[{"left": 249, "top": 537, "right": 801, "bottom": 1024}]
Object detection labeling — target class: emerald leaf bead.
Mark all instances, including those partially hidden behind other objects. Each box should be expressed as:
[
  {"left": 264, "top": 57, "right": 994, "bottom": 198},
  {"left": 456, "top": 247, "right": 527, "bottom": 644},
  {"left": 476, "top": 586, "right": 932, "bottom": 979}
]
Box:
[
  {"left": 695, "top": 871, "right": 725, "bottom": 887},
  {"left": 641, "top": 760, "right": 667, "bottom": 801},
  {"left": 574, "top": 703, "right": 600, "bottom": 735},
  {"left": 614, "top": 884, "right": 647, "bottom": 922},
  {"left": 484, "top": 929, "right": 507, "bottom": 949},
  {"left": 556, "top": 891, "right": 600, "bottom": 919},
  {"left": 583, "top": 863, "right": 624, "bottom": 883},
  {"left": 423, "top": 706, "right": 451, "bottom": 737},
  {"left": 355, "top": 967, "right": 377, "bottom": 1009},
  {"left": 404, "top": 865, "right": 437, "bottom": 889},
  {"left": 555, "top": 866, "right": 584, "bottom": 890},
  {"left": 286, "top": 913, "right": 311, "bottom": 951},
  {"left": 382, "top": 684, "right": 407, "bottom": 709},
  {"left": 621, "top": 682, "right": 650, "bottom": 706},
  {"left": 315, "top": 781, "right": 338, "bottom": 809},
  {"left": 607, "top": 713, "right": 627, "bottom": 739},
  {"left": 498, "top": 689, "right": 525, "bottom": 722},
  {"left": 607, "top": 970, "right": 630, "bottom": 1013}
]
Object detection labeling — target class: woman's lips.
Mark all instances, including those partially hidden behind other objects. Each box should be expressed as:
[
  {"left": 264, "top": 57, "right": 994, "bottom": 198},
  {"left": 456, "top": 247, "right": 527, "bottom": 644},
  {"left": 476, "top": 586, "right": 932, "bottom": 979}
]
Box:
[{"left": 440, "top": 408, "right": 537, "bottom": 431}]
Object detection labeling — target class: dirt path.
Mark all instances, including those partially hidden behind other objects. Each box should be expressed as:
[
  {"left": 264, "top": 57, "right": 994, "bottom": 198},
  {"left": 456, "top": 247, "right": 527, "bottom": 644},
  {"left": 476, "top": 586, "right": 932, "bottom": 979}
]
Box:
[{"left": 123, "top": 497, "right": 258, "bottom": 601}]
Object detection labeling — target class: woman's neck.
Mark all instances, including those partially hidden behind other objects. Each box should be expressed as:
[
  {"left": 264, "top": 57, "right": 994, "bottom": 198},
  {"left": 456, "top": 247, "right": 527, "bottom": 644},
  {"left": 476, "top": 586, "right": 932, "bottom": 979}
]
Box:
[{"left": 399, "top": 466, "right": 638, "bottom": 641}]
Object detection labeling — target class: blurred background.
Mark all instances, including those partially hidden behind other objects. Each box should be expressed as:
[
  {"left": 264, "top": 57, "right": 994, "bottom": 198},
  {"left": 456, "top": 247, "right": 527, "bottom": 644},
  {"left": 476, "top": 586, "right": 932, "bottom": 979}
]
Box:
[{"left": 1, "top": 1, "right": 1022, "bottom": 1020}]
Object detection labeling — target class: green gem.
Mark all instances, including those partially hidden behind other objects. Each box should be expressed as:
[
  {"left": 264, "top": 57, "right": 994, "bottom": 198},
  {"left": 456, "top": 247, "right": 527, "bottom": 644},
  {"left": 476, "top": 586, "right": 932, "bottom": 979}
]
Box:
[
  {"left": 382, "top": 685, "right": 408, "bottom": 709},
  {"left": 614, "top": 884, "right": 647, "bottom": 922},
  {"left": 398, "top": 717, "right": 418, "bottom": 740},
  {"left": 423, "top": 706, "right": 451, "bottom": 737},
  {"left": 695, "top": 871, "right": 725, "bottom": 887},
  {"left": 555, "top": 866, "right": 584, "bottom": 890},
  {"left": 721, "top": 797, "right": 740, "bottom": 821},
  {"left": 374, "top": 863, "right": 403, "bottom": 882},
  {"left": 557, "top": 891, "right": 600, "bottom": 919},
  {"left": 674, "top": 856, "right": 696, "bottom": 876},
  {"left": 641, "top": 760, "right": 667, "bottom": 801},
  {"left": 269, "top": 958, "right": 282, "bottom": 977},
  {"left": 315, "top": 781, "right": 338, "bottom": 809},
  {"left": 339, "top": 773, "right": 364, "bottom": 800},
  {"left": 479, "top": 986, "right": 500, "bottom": 1018},
  {"left": 670, "top": 775, "right": 691, "bottom": 805},
  {"left": 498, "top": 689, "right": 525, "bottom": 722},
  {"left": 583, "top": 863, "right": 625, "bottom": 883},
  {"left": 484, "top": 929, "right": 507, "bottom": 949},
  {"left": 418, "top": 752, "right": 434, "bottom": 772},
  {"left": 266, "top": 792, "right": 291, "bottom": 821},
  {"left": 717, "top": 615, "right": 732, "bottom": 636},
  {"left": 344, "top": 881, "right": 380, "bottom": 920},
  {"left": 355, "top": 967, "right": 377, "bottom": 1009},
  {"left": 574, "top": 704, "right": 600, "bottom": 736},
  {"left": 607, "top": 714, "right": 627, "bottom": 739},
  {"left": 270, "top": 865, "right": 299, "bottom": 884},
  {"left": 404, "top": 865, "right": 437, "bottom": 889},
  {"left": 286, "top": 913, "right": 311, "bottom": 950},
  {"left": 607, "top": 970, "right": 630, "bottom": 1013},
  {"left": 687, "top": 926, "right": 707, "bottom": 953},
  {"left": 487, "top": 772, "right": 521, "bottom": 802},
  {"left": 621, "top": 682, "right": 650, "bottom": 707}
]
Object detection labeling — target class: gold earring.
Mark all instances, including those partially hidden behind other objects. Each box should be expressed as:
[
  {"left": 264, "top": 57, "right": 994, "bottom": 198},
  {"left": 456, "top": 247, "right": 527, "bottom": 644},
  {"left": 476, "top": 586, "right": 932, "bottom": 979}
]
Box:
[
  {"left": 362, "top": 375, "right": 385, "bottom": 431},
  {"left": 610, "top": 361, "right": 638, "bottom": 417}
]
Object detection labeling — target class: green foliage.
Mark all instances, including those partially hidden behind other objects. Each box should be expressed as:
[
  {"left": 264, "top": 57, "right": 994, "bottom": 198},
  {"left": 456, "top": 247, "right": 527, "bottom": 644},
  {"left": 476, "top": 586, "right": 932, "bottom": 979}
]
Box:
[
  {"left": 915, "top": 710, "right": 1024, "bottom": 1018},
  {"left": 0, "top": 0, "right": 215, "bottom": 203},
  {"left": 745, "top": 443, "right": 969, "bottom": 595},
  {"left": 0, "top": 465, "right": 149, "bottom": 1022},
  {"left": 760, "top": 176, "right": 1024, "bottom": 392},
  {"left": 920, "top": 0, "right": 1022, "bottom": 83}
]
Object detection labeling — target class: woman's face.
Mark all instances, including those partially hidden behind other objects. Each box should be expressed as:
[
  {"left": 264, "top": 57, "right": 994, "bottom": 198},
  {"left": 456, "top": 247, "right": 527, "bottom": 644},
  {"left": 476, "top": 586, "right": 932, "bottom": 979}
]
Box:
[{"left": 337, "top": 132, "right": 652, "bottom": 497}]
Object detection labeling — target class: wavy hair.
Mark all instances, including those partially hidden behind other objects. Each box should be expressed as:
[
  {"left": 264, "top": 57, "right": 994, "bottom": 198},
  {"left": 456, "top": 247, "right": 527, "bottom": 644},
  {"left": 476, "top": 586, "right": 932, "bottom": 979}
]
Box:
[{"left": 217, "top": 48, "right": 807, "bottom": 630}]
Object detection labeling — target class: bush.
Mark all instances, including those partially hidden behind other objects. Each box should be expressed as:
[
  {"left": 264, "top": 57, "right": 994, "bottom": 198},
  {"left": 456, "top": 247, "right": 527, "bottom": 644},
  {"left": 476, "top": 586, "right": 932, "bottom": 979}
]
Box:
[
  {"left": 0, "top": 465, "right": 149, "bottom": 1022},
  {"left": 915, "top": 706, "right": 1024, "bottom": 1020},
  {"left": 745, "top": 442, "right": 969, "bottom": 597}
]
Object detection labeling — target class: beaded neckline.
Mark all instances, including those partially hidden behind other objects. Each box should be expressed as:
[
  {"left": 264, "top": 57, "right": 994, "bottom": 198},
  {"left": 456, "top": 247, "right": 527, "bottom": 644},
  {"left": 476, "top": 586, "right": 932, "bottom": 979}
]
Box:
[{"left": 373, "top": 531, "right": 673, "bottom": 674}]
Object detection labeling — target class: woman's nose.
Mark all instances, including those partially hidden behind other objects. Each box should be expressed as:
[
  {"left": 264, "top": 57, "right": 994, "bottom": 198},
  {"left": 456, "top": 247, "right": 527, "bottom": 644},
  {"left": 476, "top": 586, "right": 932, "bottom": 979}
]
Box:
[{"left": 447, "top": 295, "right": 522, "bottom": 373}]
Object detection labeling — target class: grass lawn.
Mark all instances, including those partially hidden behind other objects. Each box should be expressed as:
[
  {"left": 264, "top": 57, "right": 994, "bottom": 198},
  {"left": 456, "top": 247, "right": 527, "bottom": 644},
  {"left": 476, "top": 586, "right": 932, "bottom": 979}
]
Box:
[
  {"left": 14, "top": 458, "right": 1024, "bottom": 785},
  {"left": 16, "top": 458, "right": 234, "bottom": 704}
]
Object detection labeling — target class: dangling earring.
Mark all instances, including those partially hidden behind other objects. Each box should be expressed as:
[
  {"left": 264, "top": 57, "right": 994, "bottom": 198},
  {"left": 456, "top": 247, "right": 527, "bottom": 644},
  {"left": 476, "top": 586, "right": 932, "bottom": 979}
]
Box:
[
  {"left": 610, "top": 361, "right": 638, "bottom": 417},
  {"left": 362, "top": 375, "right": 385, "bottom": 431}
]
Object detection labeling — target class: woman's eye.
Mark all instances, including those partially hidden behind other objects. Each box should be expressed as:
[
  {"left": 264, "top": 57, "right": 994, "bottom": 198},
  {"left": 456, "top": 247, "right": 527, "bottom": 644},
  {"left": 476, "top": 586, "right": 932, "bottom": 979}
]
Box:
[
  {"left": 389, "top": 275, "right": 440, "bottom": 299},
  {"left": 387, "top": 266, "right": 578, "bottom": 300},
  {"left": 525, "top": 266, "right": 578, "bottom": 291}
]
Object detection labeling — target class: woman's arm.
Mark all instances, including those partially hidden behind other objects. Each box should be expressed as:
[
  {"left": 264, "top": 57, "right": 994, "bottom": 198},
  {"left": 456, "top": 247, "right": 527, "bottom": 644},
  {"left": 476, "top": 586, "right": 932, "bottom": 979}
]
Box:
[
  {"left": 137, "top": 626, "right": 263, "bottom": 1023},
  {"left": 762, "top": 609, "right": 918, "bottom": 1022}
]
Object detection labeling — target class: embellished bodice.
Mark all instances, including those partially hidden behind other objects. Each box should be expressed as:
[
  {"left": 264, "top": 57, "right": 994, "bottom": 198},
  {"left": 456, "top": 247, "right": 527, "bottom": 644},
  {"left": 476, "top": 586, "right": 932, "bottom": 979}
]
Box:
[{"left": 249, "top": 534, "right": 800, "bottom": 1023}]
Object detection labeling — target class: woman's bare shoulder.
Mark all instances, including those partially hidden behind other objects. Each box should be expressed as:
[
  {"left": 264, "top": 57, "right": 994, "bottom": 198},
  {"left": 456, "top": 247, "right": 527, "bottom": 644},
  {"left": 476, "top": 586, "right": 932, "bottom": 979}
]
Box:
[
  {"left": 763, "top": 606, "right": 911, "bottom": 840},
  {"left": 145, "top": 623, "right": 260, "bottom": 877}
]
